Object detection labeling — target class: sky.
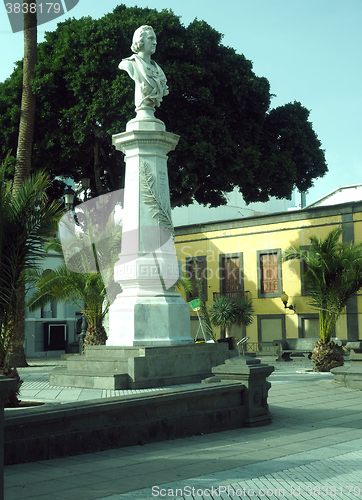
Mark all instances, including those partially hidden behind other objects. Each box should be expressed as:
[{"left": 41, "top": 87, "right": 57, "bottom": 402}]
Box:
[{"left": 1, "top": 0, "right": 361, "bottom": 206}]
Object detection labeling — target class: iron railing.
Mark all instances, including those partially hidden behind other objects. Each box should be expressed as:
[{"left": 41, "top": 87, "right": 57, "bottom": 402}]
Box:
[{"left": 245, "top": 342, "right": 260, "bottom": 352}]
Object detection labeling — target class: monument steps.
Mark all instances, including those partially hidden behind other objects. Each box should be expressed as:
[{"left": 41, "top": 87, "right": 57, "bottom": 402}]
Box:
[
  {"left": 49, "top": 344, "right": 238, "bottom": 390},
  {"left": 65, "top": 356, "right": 129, "bottom": 374},
  {"left": 49, "top": 368, "right": 129, "bottom": 390}
]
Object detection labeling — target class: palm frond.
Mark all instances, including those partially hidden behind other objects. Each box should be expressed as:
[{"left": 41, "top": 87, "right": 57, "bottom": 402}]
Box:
[
  {"left": 0, "top": 164, "right": 64, "bottom": 359},
  {"left": 140, "top": 161, "right": 174, "bottom": 237},
  {"left": 175, "top": 274, "right": 194, "bottom": 294}
]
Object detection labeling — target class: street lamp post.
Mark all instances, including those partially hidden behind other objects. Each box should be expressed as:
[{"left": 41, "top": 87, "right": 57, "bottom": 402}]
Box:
[{"left": 63, "top": 186, "right": 75, "bottom": 211}]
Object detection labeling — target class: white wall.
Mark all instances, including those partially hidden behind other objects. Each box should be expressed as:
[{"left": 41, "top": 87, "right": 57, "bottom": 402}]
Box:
[{"left": 172, "top": 188, "right": 298, "bottom": 227}]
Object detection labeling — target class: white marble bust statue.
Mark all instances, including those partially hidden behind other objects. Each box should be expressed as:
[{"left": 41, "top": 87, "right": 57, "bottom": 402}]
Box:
[{"left": 119, "top": 25, "right": 169, "bottom": 113}]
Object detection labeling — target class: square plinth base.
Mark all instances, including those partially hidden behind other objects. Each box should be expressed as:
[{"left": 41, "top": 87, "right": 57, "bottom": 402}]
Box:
[
  {"left": 50, "top": 343, "right": 237, "bottom": 390},
  {"left": 108, "top": 294, "right": 192, "bottom": 346}
]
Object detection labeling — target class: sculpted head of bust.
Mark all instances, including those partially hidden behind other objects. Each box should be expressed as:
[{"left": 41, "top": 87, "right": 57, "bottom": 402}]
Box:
[
  {"left": 119, "top": 25, "right": 169, "bottom": 115},
  {"left": 131, "top": 25, "right": 157, "bottom": 59}
]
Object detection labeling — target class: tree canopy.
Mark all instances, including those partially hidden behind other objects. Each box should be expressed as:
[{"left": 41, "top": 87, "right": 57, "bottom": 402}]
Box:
[{"left": 0, "top": 4, "right": 328, "bottom": 207}]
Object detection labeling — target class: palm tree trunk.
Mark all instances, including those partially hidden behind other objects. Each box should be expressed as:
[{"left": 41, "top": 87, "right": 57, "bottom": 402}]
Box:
[
  {"left": 5, "top": 285, "right": 27, "bottom": 367},
  {"left": 94, "top": 141, "right": 103, "bottom": 194},
  {"left": 8, "top": 3, "right": 37, "bottom": 367},
  {"left": 83, "top": 325, "right": 107, "bottom": 351},
  {"left": 13, "top": 3, "right": 37, "bottom": 192}
]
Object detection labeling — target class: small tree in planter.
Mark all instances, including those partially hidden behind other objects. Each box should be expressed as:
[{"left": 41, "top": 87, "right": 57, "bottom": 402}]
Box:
[
  {"left": 210, "top": 294, "right": 254, "bottom": 340},
  {"left": 210, "top": 295, "right": 237, "bottom": 339},
  {"left": 284, "top": 226, "right": 362, "bottom": 371}
]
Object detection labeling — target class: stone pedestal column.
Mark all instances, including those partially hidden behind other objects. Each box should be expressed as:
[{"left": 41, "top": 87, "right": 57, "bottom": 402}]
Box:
[
  {"left": 205, "top": 356, "right": 274, "bottom": 427},
  {"left": 108, "top": 116, "right": 192, "bottom": 346}
]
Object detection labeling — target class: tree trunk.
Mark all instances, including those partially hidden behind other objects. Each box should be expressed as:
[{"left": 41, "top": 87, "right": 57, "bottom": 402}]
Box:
[
  {"left": 171, "top": 184, "right": 201, "bottom": 208},
  {"left": 311, "top": 340, "right": 344, "bottom": 372},
  {"left": 83, "top": 325, "right": 107, "bottom": 351},
  {"left": 94, "top": 141, "right": 103, "bottom": 194},
  {"left": 5, "top": 283, "right": 28, "bottom": 367},
  {"left": 1, "top": 364, "right": 22, "bottom": 408},
  {"left": 13, "top": 4, "right": 37, "bottom": 193},
  {"left": 9, "top": 4, "right": 37, "bottom": 367},
  {"left": 219, "top": 327, "right": 226, "bottom": 340}
]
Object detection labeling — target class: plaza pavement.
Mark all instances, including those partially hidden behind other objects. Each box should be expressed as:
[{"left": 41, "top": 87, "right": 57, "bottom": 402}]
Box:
[{"left": 4, "top": 355, "right": 362, "bottom": 500}]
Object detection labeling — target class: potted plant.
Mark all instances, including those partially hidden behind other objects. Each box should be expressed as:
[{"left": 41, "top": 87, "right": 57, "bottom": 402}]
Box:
[
  {"left": 210, "top": 295, "right": 238, "bottom": 340},
  {"left": 210, "top": 294, "right": 254, "bottom": 347}
]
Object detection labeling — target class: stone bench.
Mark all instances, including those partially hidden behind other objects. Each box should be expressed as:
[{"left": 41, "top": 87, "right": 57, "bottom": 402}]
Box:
[
  {"left": 345, "top": 341, "right": 362, "bottom": 365},
  {"left": 272, "top": 337, "right": 346, "bottom": 361}
]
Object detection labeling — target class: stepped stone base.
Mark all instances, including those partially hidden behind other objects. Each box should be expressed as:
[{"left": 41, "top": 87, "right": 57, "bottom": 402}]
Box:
[{"left": 49, "top": 343, "right": 237, "bottom": 390}]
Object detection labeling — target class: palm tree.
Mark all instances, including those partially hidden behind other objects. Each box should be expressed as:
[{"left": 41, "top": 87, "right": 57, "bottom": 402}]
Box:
[
  {"left": 9, "top": 2, "right": 38, "bottom": 366},
  {"left": 284, "top": 226, "right": 362, "bottom": 371},
  {"left": 26, "top": 227, "right": 123, "bottom": 350},
  {"left": 27, "top": 264, "right": 112, "bottom": 348},
  {"left": 233, "top": 295, "right": 255, "bottom": 328},
  {"left": 0, "top": 160, "right": 63, "bottom": 367}
]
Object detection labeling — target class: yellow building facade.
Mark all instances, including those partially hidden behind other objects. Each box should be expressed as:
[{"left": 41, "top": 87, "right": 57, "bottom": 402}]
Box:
[{"left": 175, "top": 201, "right": 362, "bottom": 353}]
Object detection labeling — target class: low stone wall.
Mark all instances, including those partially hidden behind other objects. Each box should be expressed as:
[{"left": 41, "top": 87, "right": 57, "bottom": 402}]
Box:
[
  {"left": 5, "top": 382, "right": 246, "bottom": 466},
  {"left": 332, "top": 341, "right": 362, "bottom": 390}
]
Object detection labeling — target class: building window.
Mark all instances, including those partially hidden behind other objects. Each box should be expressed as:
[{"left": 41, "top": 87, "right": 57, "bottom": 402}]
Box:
[
  {"left": 299, "top": 315, "right": 319, "bottom": 338},
  {"left": 257, "top": 249, "right": 282, "bottom": 298},
  {"left": 186, "top": 256, "right": 207, "bottom": 302},
  {"left": 216, "top": 253, "right": 244, "bottom": 299},
  {"left": 257, "top": 314, "right": 286, "bottom": 346}
]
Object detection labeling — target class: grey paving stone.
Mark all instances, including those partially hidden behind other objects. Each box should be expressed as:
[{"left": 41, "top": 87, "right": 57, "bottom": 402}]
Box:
[{"left": 5, "top": 357, "right": 362, "bottom": 500}]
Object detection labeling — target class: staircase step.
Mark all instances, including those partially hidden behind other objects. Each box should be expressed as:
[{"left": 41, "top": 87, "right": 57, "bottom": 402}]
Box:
[
  {"left": 66, "top": 358, "right": 128, "bottom": 373},
  {"left": 49, "top": 368, "right": 129, "bottom": 390}
]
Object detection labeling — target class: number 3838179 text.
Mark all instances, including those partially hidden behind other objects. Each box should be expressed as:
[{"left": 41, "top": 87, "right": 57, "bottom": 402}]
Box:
[{"left": 5, "top": 3, "right": 61, "bottom": 14}]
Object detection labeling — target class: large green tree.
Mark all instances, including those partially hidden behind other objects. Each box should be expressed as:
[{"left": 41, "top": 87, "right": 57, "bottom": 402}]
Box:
[{"left": 0, "top": 5, "right": 327, "bottom": 207}]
